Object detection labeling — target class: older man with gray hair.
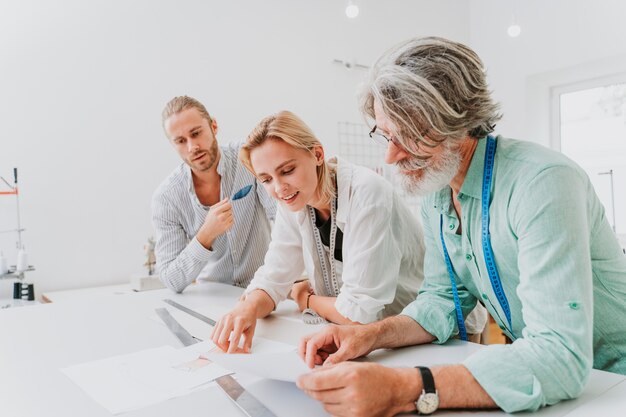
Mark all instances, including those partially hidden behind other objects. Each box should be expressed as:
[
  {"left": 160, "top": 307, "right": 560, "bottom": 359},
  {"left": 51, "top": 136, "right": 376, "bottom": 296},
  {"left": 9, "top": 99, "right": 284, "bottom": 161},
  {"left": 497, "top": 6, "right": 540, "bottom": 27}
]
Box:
[{"left": 297, "top": 37, "right": 626, "bottom": 416}]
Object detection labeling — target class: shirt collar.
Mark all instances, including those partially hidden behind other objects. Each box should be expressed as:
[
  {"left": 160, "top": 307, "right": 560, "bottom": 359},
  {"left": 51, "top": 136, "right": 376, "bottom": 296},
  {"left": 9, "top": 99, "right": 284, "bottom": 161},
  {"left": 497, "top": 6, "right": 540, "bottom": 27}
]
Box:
[
  {"left": 432, "top": 185, "right": 453, "bottom": 215},
  {"left": 431, "top": 137, "right": 488, "bottom": 214},
  {"left": 181, "top": 164, "right": 205, "bottom": 209},
  {"left": 184, "top": 146, "right": 227, "bottom": 203},
  {"left": 184, "top": 164, "right": 194, "bottom": 193},
  {"left": 215, "top": 146, "right": 228, "bottom": 177},
  {"left": 458, "top": 137, "right": 488, "bottom": 200},
  {"left": 334, "top": 156, "right": 352, "bottom": 228}
]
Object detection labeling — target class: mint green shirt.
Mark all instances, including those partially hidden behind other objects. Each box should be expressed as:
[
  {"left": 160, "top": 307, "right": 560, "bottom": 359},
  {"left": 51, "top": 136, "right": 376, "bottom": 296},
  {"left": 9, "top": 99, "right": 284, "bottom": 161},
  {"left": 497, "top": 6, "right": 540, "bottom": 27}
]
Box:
[{"left": 401, "top": 136, "right": 626, "bottom": 413}]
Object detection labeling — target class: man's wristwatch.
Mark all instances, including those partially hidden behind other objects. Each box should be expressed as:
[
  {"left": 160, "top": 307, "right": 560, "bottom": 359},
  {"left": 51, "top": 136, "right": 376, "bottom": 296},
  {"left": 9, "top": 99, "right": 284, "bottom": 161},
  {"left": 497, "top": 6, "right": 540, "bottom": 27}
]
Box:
[{"left": 415, "top": 366, "right": 439, "bottom": 415}]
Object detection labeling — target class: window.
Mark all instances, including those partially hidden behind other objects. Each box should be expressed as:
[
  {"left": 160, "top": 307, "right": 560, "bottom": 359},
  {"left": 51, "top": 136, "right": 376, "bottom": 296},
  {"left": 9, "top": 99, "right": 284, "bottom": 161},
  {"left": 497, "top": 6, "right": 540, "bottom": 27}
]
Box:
[{"left": 553, "top": 76, "right": 626, "bottom": 237}]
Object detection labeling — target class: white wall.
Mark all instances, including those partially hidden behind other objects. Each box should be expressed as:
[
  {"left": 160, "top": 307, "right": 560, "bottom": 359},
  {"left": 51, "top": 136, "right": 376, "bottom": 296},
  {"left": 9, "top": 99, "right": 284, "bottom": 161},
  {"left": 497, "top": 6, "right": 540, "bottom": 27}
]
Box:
[
  {"left": 469, "top": 0, "right": 626, "bottom": 144},
  {"left": 0, "top": 0, "right": 470, "bottom": 296}
]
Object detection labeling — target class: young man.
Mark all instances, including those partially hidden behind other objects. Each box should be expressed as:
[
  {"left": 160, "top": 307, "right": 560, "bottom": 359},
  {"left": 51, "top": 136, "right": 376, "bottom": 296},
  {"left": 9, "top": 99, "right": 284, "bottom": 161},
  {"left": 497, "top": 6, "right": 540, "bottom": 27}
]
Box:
[
  {"left": 152, "top": 96, "right": 275, "bottom": 292},
  {"left": 297, "top": 37, "right": 626, "bottom": 416}
]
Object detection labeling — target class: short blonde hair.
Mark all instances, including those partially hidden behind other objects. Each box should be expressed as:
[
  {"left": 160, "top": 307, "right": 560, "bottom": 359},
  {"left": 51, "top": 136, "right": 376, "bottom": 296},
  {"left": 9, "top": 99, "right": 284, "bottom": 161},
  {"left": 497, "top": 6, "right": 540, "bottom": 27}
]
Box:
[
  {"left": 161, "top": 95, "right": 212, "bottom": 127},
  {"left": 240, "top": 111, "right": 336, "bottom": 205}
]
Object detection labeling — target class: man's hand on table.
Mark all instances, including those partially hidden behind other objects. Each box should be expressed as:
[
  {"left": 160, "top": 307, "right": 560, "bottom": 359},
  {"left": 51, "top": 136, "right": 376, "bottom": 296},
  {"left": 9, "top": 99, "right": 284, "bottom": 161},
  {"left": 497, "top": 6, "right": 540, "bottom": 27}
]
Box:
[
  {"left": 298, "top": 324, "right": 378, "bottom": 368},
  {"left": 296, "top": 362, "right": 418, "bottom": 417}
]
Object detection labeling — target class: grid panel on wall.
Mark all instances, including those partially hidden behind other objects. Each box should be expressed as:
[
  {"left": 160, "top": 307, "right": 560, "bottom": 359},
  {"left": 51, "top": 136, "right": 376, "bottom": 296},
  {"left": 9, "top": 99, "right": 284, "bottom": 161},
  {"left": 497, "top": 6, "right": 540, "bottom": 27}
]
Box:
[
  {"left": 336, "top": 121, "right": 423, "bottom": 213},
  {"left": 337, "top": 122, "right": 386, "bottom": 174}
]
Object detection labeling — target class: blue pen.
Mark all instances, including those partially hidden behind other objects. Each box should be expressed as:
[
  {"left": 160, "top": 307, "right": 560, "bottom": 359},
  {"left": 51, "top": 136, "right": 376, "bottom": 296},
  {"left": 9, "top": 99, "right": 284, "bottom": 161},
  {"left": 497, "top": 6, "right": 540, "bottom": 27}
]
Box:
[{"left": 231, "top": 184, "right": 253, "bottom": 201}]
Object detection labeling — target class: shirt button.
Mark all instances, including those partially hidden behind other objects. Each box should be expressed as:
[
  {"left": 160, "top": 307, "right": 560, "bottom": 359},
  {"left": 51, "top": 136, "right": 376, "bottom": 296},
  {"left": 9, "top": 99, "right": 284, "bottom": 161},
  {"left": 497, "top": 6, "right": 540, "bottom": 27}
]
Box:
[
  {"left": 569, "top": 302, "right": 580, "bottom": 310},
  {"left": 465, "top": 254, "right": 473, "bottom": 261},
  {"left": 449, "top": 223, "right": 455, "bottom": 230},
  {"left": 481, "top": 293, "right": 488, "bottom": 300}
]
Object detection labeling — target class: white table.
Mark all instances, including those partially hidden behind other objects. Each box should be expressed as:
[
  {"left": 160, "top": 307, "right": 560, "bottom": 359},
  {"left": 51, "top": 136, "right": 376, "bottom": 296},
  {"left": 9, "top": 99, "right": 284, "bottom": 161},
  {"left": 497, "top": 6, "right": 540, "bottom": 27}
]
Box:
[
  {"left": 1, "top": 282, "right": 624, "bottom": 417},
  {"left": 41, "top": 283, "right": 135, "bottom": 303},
  {"left": 563, "top": 378, "right": 626, "bottom": 416}
]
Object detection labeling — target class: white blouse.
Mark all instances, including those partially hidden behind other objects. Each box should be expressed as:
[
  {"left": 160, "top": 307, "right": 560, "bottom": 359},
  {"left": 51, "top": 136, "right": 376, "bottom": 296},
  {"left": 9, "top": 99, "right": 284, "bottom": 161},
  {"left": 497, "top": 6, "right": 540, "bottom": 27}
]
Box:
[{"left": 245, "top": 157, "right": 425, "bottom": 323}]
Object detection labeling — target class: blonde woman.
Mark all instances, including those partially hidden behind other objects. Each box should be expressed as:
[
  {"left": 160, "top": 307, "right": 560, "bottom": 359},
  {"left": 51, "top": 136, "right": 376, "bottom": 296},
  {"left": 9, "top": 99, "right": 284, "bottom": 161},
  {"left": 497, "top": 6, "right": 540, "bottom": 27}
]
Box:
[{"left": 211, "top": 111, "right": 485, "bottom": 353}]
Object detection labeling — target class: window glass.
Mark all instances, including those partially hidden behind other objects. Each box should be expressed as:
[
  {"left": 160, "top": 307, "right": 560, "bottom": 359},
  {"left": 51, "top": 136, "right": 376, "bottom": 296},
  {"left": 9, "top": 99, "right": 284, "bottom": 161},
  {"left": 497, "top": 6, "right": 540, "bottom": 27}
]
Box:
[{"left": 559, "top": 83, "right": 626, "bottom": 236}]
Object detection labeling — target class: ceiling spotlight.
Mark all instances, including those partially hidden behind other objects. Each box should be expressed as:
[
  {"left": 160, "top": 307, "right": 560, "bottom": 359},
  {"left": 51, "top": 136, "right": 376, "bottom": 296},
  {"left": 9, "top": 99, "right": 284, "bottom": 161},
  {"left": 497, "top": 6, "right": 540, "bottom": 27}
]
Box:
[
  {"left": 507, "top": 4, "right": 521, "bottom": 38},
  {"left": 507, "top": 23, "right": 521, "bottom": 38},
  {"left": 345, "top": 1, "right": 359, "bottom": 19}
]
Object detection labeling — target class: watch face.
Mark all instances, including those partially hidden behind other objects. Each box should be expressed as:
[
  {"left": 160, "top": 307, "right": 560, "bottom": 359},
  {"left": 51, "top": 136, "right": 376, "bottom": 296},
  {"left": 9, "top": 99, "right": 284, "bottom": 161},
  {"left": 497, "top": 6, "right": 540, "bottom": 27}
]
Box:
[{"left": 417, "top": 392, "right": 439, "bottom": 414}]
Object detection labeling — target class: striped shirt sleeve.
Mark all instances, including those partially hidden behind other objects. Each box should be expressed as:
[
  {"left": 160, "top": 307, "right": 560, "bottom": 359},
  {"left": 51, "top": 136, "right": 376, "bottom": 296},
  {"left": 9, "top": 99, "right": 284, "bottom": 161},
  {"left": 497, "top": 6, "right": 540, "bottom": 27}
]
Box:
[{"left": 151, "top": 192, "right": 212, "bottom": 292}]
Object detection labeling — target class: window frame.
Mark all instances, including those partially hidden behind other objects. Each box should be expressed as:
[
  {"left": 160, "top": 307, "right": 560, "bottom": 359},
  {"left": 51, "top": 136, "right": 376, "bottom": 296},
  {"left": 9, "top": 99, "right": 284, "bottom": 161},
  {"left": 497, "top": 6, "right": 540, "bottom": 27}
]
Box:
[{"left": 550, "top": 72, "right": 626, "bottom": 151}]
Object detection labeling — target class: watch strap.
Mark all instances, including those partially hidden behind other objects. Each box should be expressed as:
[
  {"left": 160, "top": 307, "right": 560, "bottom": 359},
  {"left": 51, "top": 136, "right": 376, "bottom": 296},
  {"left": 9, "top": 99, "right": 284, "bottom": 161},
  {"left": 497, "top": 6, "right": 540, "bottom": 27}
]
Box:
[{"left": 416, "top": 366, "right": 436, "bottom": 394}]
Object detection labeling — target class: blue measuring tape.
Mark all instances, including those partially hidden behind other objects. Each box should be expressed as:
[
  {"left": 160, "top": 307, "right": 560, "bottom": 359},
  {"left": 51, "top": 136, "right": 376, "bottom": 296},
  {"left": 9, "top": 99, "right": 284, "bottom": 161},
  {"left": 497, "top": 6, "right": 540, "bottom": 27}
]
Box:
[
  {"left": 439, "top": 216, "right": 468, "bottom": 341},
  {"left": 439, "top": 136, "right": 514, "bottom": 341}
]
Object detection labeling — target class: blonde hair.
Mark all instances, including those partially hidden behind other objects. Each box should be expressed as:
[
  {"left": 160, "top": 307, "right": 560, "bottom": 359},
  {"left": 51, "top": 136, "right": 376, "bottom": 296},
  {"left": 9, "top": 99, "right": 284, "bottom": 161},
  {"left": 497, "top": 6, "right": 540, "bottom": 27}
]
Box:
[
  {"left": 360, "top": 37, "right": 501, "bottom": 157},
  {"left": 240, "top": 111, "right": 336, "bottom": 205},
  {"left": 161, "top": 95, "right": 212, "bottom": 127}
]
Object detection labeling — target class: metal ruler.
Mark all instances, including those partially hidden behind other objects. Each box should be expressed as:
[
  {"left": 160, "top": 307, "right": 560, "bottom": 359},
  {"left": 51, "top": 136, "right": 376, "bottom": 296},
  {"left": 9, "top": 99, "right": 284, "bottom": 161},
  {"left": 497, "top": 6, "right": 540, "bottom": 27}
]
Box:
[
  {"left": 163, "top": 299, "right": 216, "bottom": 326},
  {"left": 156, "top": 307, "right": 199, "bottom": 345},
  {"left": 155, "top": 306, "right": 277, "bottom": 417}
]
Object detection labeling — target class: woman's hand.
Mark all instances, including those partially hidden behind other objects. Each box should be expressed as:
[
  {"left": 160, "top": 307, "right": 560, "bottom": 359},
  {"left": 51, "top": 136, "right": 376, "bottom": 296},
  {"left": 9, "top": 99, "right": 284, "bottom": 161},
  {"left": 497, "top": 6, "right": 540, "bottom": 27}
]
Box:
[
  {"left": 211, "top": 301, "right": 258, "bottom": 353},
  {"left": 211, "top": 289, "right": 276, "bottom": 353},
  {"left": 291, "top": 280, "right": 314, "bottom": 312}
]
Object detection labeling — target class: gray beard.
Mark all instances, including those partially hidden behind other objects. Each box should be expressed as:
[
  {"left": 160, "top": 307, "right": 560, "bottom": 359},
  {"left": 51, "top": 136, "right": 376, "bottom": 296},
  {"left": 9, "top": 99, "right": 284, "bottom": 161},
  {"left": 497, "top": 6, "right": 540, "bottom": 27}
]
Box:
[{"left": 399, "top": 147, "right": 461, "bottom": 196}]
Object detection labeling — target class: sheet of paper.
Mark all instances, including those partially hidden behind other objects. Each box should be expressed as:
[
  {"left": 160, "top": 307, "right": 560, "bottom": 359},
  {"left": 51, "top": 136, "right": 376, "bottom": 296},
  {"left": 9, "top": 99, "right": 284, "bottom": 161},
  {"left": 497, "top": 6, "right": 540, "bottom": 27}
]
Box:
[
  {"left": 206, "top": 350, "right": 312, "bottom": 382},
  {"left": 61, "top": 341, "right": 232, "bottom": 415},
  {"left": 244, "top": 337, "right": 297, "bottom": 354},
  {"left": 150, "top": 307, "right": 298, "bottom": 353}
]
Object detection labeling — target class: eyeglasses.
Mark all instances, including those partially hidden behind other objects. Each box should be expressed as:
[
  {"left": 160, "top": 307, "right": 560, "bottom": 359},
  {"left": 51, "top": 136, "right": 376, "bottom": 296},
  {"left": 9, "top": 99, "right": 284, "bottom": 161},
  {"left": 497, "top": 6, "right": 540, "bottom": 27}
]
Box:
[
  {"left": 369, "top": 125, "right": 404, "bottom": 149},
  {"left": 369, "top": 125, "right": 437, "bottom": 166}
]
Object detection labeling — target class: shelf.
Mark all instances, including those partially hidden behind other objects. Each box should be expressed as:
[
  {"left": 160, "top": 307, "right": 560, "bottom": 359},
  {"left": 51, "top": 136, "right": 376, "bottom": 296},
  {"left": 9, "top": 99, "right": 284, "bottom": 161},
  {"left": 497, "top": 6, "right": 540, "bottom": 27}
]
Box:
[{"left": 0, "top": 266, "right": 35, "bottom": 280}]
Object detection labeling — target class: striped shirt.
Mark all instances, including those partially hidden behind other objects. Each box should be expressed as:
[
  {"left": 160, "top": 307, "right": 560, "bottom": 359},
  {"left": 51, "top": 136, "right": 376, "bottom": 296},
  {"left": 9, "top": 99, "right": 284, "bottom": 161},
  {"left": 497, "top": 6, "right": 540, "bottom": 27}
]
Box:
[{"left": 151, "top": 143, "right": 276, "bottom": 292}]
